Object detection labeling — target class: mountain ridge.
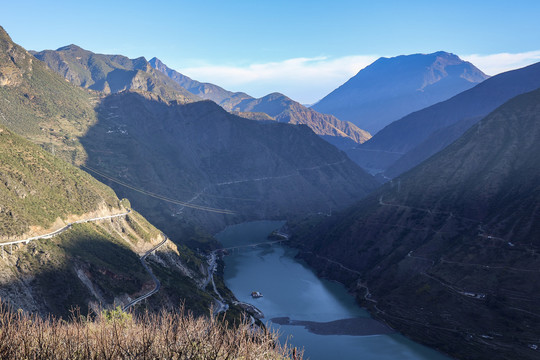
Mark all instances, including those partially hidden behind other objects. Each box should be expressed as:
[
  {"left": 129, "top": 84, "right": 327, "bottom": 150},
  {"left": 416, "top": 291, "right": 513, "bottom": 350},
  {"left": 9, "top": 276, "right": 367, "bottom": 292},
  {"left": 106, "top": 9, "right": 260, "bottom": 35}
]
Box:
[
  {"left": 149, "top": 57, "right": 371, "bottom": 147},
  {"left": 32, "top": 45, "right": 198, "bottom": 103},
  {"left": 149, "top": 57, "right": 243, "bottom": 104}
]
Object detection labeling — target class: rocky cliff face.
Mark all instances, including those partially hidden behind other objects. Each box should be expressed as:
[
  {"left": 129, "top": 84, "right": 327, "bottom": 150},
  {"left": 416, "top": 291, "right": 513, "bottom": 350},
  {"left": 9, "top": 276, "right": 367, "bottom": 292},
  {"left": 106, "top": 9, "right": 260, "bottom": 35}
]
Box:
[
  {"left": 32, "top": 45, "right": 197, "bottom": 103},
  {"left": 0, "top": 29, "right": 31, "bottom": 87},
  {"left": 291, "top": 88, "right": 540, "bottom": 360}
]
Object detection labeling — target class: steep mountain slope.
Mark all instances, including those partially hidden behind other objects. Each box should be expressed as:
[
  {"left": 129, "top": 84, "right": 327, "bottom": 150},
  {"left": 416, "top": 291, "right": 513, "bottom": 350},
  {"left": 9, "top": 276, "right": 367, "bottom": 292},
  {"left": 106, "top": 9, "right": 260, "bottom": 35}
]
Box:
[
  {"left": 32, "top": 45, "right": 197, "bottom": 103},
  {"left": 0, "top": 27, "right": 234, "bottom": 317},
  {"left": 83, "top": 91, "right": 378, "bottom": 240},
  {"left": 291, "top": 89, "right": 540, "bottom": 360},
  {"left": 0, "top": 28, "right": 98, "bottom": 164},
  {"left": 0, "top": 123, "right": 211, "bottom": 318},
  {"left": 384, "top": 115, "right": 481, "bottom": 178},
  {"left": 149, "top": 57, "right": 246, "bottom": 105},
  {"left": 353, "top": 61, "right": 540, "bottom": 175},
  {"left": 0, "top": 124, "right": 118, "bottom": 238},
  {"left": 149, "top": 58, "right": 371, "bottom": 147},
  {"left": 312, "top": 51, "right": 488, "bottom": 134},
  {"left": 1, "top": 27, "right": 377, "bottom": 244},
  {"left": 229, "top": 92, "right": 371, "bottom": 147}
]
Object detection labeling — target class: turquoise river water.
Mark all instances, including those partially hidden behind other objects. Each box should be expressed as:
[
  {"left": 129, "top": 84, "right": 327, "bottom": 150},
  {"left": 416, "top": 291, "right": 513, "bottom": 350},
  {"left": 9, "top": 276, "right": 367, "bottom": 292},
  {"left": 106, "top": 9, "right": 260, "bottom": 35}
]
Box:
[{"left": 216, "top": 220, "right": 452, "bottom": 360}]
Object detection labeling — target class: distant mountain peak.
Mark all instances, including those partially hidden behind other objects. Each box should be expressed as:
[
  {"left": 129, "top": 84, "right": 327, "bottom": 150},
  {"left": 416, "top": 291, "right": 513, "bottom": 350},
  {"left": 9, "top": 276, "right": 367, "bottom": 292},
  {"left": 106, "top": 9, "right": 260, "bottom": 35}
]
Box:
[
  {"left": 149, "top": 57, "right": 164, "bottom": 67},
  {"left": 352, "top": 60, "right": 540, "bottom": 178},
  {"left": 262, "top": 92, "right": 288, "bottom": 101},
  {"left": 0, "top": 25, "right": 12, "bottom": 41},
  {"left": 313, "top": 51, "right": 488, "bottom": 134},
  {"left": 358, "top": 51, "right": 486, "bottom": 83},
  {"left": 375, "top": 51, "right": 461, "bottom": 62},
  {"left": 56, "top": 44, "right": 85, "bottom": 52},
  {"left": 267, "top": 91, "right": 285, "bottom": 97}
]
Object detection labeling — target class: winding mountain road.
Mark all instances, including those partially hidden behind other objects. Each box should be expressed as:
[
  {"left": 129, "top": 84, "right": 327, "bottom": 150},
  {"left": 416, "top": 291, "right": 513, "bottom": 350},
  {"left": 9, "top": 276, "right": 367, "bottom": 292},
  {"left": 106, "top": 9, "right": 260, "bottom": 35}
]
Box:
[
  {"left": 122, "top": 235, "right": 169, "bottom": 311},
  {"left": 0, "top": 206, "right": 169, "bottom": 311},
  {"left": 214, "top": 159, "right": 347, "bottom": 187},
  {"left": 0, "top": 210, "right": 131, "bottom": 258},
  {"left": 204, "top": 251, "right": 229, "bottom": 315}
]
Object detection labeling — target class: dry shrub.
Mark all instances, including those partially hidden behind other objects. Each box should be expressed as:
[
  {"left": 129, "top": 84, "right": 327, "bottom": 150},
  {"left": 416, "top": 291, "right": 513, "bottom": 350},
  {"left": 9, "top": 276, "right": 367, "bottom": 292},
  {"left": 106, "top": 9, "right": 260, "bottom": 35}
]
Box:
[{"left": 0, "top": 302, "right": 302, "bottom": 359}]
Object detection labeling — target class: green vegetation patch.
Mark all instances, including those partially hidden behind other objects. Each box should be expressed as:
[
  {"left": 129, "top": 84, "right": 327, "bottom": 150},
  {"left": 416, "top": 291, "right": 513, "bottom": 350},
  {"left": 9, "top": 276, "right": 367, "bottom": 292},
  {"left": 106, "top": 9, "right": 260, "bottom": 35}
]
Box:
[{"left": 0, "top": 126, "right": 118, "bottom": 237}]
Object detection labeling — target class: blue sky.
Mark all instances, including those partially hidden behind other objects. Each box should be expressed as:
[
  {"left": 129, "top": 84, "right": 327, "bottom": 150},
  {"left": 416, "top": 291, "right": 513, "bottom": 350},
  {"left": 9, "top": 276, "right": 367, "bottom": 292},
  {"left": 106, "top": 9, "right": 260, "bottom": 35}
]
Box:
[{"left": 2, "top": 0, "right": 540, "bottom": 103}]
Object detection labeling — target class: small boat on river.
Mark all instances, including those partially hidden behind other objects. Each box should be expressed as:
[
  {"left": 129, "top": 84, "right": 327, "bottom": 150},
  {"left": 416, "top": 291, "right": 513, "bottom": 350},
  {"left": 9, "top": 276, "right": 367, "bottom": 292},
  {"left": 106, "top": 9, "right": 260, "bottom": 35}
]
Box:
[{"left": 251, "top": 291, "right": 263, "bottom": 298}]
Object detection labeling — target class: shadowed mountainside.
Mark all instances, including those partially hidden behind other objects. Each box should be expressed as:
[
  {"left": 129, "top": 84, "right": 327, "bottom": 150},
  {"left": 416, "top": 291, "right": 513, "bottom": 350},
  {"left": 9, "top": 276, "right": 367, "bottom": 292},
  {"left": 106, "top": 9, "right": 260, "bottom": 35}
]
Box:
[
  {"left": 291, "top": 88, "right": 540, "bottom": 360},
  {"left": 82, "top": 91, "right": 379, "bottom": 242}
]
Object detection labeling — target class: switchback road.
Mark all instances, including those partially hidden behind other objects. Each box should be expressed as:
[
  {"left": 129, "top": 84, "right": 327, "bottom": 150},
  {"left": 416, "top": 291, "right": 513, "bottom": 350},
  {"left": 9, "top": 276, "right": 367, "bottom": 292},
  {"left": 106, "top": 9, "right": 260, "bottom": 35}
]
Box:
[{"left": 122, "top": 235, "right": 169, "bottom": 311}]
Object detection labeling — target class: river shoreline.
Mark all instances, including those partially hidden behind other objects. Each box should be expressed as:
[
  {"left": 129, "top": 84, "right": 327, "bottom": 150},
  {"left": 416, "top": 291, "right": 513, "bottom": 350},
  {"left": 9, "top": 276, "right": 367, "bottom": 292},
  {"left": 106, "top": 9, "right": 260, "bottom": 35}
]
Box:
[{"left": 217, "top": 220, "right": 451, "bottom": 360}]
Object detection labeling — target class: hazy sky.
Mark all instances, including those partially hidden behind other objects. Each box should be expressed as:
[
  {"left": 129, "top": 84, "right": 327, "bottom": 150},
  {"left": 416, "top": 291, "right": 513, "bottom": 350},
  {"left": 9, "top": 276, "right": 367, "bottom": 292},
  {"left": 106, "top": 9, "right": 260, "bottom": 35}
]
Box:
[{"left": 3, "top": 0, "right": 540, "bottom": 103}]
